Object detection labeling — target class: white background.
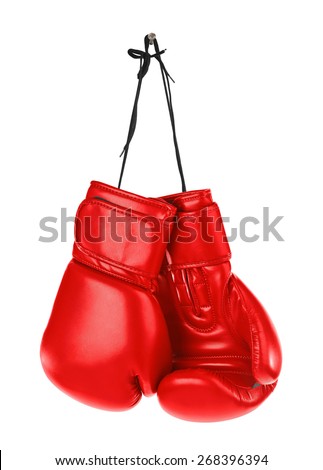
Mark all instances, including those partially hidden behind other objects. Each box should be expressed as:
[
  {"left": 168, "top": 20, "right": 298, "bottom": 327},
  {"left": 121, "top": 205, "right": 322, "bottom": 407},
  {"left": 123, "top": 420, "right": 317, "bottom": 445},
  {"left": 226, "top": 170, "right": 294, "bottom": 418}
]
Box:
[{"left": 0, "top": 1, "right": 322, "bottom": 469}]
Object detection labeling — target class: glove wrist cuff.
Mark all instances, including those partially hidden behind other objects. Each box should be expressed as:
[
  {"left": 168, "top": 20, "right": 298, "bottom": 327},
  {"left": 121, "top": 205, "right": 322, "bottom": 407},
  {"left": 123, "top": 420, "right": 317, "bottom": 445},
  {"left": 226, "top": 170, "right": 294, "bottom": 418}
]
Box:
[
  {"left": 73, "top": 182, "right": 176, "bottom": 286},
  {"left": 166, "top": 203, "right": 231, "bottom": 266}
]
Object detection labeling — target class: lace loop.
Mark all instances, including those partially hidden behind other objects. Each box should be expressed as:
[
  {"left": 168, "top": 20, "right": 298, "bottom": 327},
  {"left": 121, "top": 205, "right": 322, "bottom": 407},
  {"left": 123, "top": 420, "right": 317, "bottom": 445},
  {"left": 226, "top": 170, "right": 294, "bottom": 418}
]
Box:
[
  {"left": 127, "top": 47, "right": 166, "bottom": 79},
  {"left": 118, "top": 34, "right": 186, "bottom": 192}
]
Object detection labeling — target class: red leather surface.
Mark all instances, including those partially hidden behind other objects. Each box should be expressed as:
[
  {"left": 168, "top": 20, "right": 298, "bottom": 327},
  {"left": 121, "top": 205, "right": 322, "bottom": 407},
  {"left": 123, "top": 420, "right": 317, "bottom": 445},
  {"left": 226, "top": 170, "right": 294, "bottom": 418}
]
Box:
[
  {"left": 40, "top": 183, "right": 176, "bottom": 411},
  {"left": 157, "top": 190, "right": 282, "bottom": 422}
]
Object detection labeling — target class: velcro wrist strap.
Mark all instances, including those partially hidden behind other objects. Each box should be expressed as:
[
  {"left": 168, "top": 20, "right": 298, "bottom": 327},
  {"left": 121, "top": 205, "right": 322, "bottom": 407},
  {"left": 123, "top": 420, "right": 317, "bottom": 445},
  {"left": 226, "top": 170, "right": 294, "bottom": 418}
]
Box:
[
  {"left": 166, "top": 203, "right": 231, "bottom": 267},
  {"left": 73, "top": 193, "right": 175, "bottom": 287}
]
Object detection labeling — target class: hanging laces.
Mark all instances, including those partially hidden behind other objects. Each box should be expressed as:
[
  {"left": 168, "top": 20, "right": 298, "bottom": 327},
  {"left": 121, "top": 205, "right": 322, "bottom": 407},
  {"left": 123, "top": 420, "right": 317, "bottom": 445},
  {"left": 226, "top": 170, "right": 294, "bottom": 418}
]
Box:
[{"left": 118, "top": 33, "right": 187, "bottom": 192}]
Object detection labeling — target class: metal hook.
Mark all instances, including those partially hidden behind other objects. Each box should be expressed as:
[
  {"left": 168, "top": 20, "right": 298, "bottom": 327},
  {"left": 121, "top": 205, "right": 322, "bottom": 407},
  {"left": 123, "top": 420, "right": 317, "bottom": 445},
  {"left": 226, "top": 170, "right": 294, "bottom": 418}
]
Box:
[{"left": 148, "top": 33, "right": 156, "bottom": 45}]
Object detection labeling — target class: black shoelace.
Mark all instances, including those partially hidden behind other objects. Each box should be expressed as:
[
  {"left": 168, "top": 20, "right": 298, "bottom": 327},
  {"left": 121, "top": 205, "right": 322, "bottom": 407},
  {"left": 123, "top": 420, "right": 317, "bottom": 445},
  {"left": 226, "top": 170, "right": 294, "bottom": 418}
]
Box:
[{"left": 118, "top": 34, "right": 187, "bottom": 192}]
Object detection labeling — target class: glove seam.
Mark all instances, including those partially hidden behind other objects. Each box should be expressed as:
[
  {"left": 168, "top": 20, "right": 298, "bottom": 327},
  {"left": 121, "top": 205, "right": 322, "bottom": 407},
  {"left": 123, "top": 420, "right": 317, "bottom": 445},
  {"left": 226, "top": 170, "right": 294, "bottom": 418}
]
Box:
[
  {"left": 78, "top": 198, "right": 174, "bottom": 222},
  {"left": 189, "top": 268, "right": 212, "bottom": 316},
  {"left": 172, "top": 193, "right": 212, "bottom": 204},
  {"left": 90, "top": 182, "right": 175, "bottom": 217},
  {"left": 173, "top": 267, "right": 216, "bottom": 332},
  {"left": 231, "top": 274, "right": 260, "bottom": 379},
  {"left": 174, "top": 354, "right": 251, "bottom": 360},
  {"left": 223, "top": 274, "right": 251, "bottom": 349},
  {"left": 164, "top": 256, "right": 231, "bottom": 270},
  {"left": 74, "top": 242, "right": 156, "bottom": 278},
  {"left": 175, "top": 367, "right": 255, "bottom": 382},
  {"left": 72, "top": 256, "right": 152, "bottom": 290}
]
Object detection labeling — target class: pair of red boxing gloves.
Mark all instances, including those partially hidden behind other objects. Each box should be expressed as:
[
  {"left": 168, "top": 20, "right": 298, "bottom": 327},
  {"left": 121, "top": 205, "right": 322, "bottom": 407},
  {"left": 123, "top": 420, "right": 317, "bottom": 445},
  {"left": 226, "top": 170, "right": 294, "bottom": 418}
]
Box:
[{"left": 40, "top": 180, "right": 282, "bottom": 422}]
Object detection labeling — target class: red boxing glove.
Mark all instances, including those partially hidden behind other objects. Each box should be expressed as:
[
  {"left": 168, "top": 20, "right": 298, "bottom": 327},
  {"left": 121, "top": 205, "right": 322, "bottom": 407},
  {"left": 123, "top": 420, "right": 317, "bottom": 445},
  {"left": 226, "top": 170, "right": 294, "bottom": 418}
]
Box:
[
  {"left": 41, "top": 181, "right": 176, "bottom": 411},
  {"left": 157, "top": 190, "right": 282, "bottom": 422}
]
